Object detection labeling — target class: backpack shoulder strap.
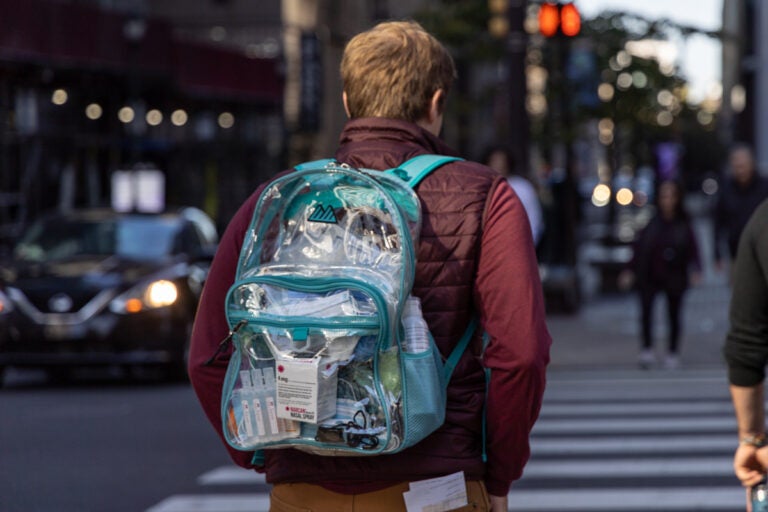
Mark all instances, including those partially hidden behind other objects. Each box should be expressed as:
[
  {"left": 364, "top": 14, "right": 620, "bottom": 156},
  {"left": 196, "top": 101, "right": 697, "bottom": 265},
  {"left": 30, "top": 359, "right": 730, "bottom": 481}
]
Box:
[
  {"left": 387, "top": 154, "right": 464, "bottom": 188},
  {"left": 442, "top": 315, "right": 478, "bottom": 381}
]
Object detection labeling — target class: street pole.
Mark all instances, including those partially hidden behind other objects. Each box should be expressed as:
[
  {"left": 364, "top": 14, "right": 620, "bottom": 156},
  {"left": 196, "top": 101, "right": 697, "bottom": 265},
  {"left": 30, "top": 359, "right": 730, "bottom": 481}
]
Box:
[
  {"left": 558, "top": 32, "right": 578, "bottom": 267},
  {"left": 539, "top": 1, "right": 581, "bottom": 267},
  {"left": 508, "top": 0, "right": 530, "bottom": 175}
]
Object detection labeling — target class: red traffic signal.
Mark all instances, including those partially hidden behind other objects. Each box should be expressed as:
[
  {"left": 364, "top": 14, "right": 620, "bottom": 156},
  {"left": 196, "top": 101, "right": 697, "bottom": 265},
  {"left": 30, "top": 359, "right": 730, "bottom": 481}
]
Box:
[
  {"left": 560, "top": 3, "right": 581, "bottom": 36},
  {"left": 538, "top": 2, "right": 560, "bottom": 37},
  {"left": 538, "top": 2, "right": 581, "bottom": 37}
]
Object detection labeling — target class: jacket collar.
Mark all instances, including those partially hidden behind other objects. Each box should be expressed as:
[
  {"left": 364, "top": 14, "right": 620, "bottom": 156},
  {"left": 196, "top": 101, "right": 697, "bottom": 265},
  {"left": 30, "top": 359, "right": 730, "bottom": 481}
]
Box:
[{"left": 334, "top": 118, "right": 459, "bottom": 170}]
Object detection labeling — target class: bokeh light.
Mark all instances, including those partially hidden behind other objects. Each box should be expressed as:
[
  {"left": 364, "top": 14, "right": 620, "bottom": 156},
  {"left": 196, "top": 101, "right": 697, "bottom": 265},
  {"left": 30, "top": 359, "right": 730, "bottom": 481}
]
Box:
[
  {"left": 118, "top": 106, "right": 135, "bottom": 123},
  {"left": 171, "top": 109, "right": 188, "bottom": 126},
  {"left": 218, "top": 112, "right": 235, "bottom": 129},
  {"left": 146, "top": 109, "right": 163, "bottom": 126},
  {"left": 616, "top": 188, "right": 634, "bottom": 206},
  {"left": 592, "top": 184, "right": 611, "bottom": 207},
  {"left": 51, "top": 89, "right": 68, "bottom": 106},
  {"left": 85, "top": 103, "right": 103, "bottom": 120}
]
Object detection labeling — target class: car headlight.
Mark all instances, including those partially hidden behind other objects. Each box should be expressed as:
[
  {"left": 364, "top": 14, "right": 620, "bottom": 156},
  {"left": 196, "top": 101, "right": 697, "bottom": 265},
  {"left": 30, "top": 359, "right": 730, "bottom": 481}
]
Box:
[
  {"left": 110, "top": 279, "right": 179, "bottom": 314},
  {"left": 0, "top": 289, "right": 13, "bottom": 314}
]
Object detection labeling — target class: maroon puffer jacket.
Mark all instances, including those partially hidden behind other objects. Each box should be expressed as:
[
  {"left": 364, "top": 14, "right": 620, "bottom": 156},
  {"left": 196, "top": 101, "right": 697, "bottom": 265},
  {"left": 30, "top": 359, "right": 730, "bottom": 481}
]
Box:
[{"left": 188, "top": 118, "right": 551, "bottom": 497}]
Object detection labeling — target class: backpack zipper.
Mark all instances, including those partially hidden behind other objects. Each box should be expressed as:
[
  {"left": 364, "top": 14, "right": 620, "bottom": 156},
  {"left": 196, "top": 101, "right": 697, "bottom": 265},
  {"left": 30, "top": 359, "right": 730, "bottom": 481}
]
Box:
[{"left": 204, "top": 319, "right": 247, "bottom": 366}]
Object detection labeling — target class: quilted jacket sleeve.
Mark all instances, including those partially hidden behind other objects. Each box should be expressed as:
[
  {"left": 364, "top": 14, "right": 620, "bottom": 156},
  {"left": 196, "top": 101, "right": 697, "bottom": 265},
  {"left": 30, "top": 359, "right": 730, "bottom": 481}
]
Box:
[{"left": 475, "top": 181, "right": 552, "bottom": 495}]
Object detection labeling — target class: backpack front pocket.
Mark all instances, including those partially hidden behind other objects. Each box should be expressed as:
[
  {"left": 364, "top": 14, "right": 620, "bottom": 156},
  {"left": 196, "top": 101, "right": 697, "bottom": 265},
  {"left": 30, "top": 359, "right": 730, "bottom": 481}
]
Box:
[{"left": 221, "top": 276, "right": 403, "bottom": 454}]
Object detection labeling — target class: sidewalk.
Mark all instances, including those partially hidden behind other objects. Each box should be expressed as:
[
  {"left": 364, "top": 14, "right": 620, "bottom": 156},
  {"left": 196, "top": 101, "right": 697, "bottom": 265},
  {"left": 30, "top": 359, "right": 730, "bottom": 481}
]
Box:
[{"left": 544, "top": 277, "right": 731, "bottom": 372}]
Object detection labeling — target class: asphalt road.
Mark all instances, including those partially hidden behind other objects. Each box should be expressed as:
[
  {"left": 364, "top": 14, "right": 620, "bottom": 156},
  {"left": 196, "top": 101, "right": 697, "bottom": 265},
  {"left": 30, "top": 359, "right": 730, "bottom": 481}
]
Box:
[{"left": 0, "top": 370, "right": 233, "bottom": 512}]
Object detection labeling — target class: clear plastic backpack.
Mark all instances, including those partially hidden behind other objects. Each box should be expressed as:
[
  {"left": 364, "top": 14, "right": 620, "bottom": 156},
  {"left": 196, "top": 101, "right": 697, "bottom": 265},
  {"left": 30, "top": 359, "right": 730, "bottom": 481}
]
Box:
[{"left": 216, "top": 155, "right": 476, "bottom": 458}]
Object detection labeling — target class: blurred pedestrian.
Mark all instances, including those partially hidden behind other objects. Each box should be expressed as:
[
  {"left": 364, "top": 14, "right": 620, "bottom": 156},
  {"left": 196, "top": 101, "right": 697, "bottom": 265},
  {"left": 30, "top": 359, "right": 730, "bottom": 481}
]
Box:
[
  {"left": 620, "top": 179, "right": 702, "bottom": 369},
  {"left": 188, "top": 20, "right": 551, "bottom": 512},
  {"left": 482, "top": 145, "right": 544, "bottom": 246},
  {"left": 713, "top": 143, "right": 768, "bottom": 271},
  {"left": 723, "top": 198, "right": 768, "bottom": 492}
]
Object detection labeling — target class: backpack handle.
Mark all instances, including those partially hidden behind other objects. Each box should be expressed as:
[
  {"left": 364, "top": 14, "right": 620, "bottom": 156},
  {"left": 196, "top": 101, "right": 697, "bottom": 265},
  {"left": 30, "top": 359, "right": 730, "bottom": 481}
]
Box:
[
  {"left": 295, "top": 155, "right": 461, "bottom": 188},
  {"left": 294, "top": 159, "right": 335, "bottom": 171},
  {"left": 388, "top": 155, "right": 463, "bottom": 188}
]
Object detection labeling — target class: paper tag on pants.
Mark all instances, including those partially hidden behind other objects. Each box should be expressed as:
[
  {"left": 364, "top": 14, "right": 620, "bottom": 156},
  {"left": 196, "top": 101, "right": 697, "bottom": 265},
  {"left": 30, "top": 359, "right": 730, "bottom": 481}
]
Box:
[{"left": 402, "top": 471, "right": 468, "bottom": 512}]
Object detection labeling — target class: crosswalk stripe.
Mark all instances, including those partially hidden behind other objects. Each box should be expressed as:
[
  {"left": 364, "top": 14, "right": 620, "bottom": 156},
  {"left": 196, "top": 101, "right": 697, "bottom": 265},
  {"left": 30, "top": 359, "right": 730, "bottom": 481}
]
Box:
[
  {"left": 523, "top": 456, "right": 732, "bottom": 478},
  {"left": 197, "top": 466, "right": 265, "bottom": 485},
  {"left": 546, "top": 370, "right": 727, "bottom": 384},
  {"left": 543, "top": 384, "right": 729, "bottom": 400},
  {"left": 542, "top": 371, "right": 731, "bottom": 402},
  {"left": 539, "top": 400, "right": 734, "bottom": 416},
  {"left": 145, "top": 494, "right": 270, "bottom": 512},
  {"left": 532, "top": 434, "right": 735, "bottom": 454},
  {"left": 532, "top": 416, "right": 735, "bottom": 434},
  {"left": 508, "top": 487, "right": 746, "bottom": 511}
]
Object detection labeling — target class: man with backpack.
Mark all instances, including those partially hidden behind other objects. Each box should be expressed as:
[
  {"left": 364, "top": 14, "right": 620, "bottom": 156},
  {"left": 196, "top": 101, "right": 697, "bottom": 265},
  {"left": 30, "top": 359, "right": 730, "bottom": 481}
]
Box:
[{"left": 188, "top": 20, "right": 551, "bottom": 512}]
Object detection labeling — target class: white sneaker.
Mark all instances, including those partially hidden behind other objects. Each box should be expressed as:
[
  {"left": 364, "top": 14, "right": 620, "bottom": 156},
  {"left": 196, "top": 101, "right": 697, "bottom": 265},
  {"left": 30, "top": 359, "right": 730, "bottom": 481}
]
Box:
[
  {"left": 663, "top": 354, "right": 680, "bottom": 370},
  {"left": 638, "top": 349, "right": 656, "bottom": 369}
]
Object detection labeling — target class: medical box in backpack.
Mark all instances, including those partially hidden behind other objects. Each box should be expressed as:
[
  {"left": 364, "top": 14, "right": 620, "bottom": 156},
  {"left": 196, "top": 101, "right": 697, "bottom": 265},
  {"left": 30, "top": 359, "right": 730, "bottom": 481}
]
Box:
[{"left": 217, "top": 154, "right": 475, "bottom": 457}]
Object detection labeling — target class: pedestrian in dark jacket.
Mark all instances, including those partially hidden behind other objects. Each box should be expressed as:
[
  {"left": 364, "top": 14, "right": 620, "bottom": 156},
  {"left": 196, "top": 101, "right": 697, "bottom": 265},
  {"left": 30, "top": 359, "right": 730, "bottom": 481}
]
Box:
[
  {"left": 187, "top": 20, "right": 551, "bottom": 512},
  {"left": 723, "top": 198, "right": 768, "bottom": 490},
  {"left": 621, "top": 179, "right": 701, "bottom": 370},
  {"left": 713, "top": 143, "right": 768, "bottom": 270}
]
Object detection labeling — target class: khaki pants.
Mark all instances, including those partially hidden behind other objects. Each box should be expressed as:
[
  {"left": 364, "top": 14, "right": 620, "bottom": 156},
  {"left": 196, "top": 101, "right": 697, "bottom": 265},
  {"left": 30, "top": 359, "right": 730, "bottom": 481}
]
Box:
[{"left": 270, "top": 480, "right": 491, "bottom": 511}]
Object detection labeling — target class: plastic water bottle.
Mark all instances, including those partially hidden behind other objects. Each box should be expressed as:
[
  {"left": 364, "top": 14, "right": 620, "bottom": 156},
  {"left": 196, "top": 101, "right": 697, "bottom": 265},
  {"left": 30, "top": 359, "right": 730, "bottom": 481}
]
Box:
[
  {"left": 402, "top": 296, "right": 429, "bottom": 353},
  {"left": 752, "top": 479, "right": 768, "bottom": 512}
]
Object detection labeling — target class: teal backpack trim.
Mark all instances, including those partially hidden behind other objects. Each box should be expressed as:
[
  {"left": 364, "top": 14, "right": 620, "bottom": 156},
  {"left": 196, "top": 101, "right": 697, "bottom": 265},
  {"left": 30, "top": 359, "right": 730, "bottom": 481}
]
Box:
[
  {"left": 443, "top": 315, "right": 477, "bottom": 381},
  {"left": 445, "top": 315, "right": 485, "bottom": 462},
  {"left": 481, "top": 330, "right": 491, "bottom": 462}
]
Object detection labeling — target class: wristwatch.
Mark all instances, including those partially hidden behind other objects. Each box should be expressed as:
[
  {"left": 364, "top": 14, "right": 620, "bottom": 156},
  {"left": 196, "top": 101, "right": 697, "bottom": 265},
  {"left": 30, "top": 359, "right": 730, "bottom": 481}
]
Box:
[{"left": 740, "top": 434, "right": 768, "bottom": 448}]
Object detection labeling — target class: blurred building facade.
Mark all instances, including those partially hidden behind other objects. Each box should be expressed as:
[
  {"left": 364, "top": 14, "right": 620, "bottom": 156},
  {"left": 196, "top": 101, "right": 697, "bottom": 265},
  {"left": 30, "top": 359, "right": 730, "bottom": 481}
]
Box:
[
  {"left": 721, "top": 0, "right": 768, "bottom": 172},
  {"left": 0, "top": 0, "right": 433, "bottom": 253},
  {"left": 0, "top": 0, "right": 286, "bottom": 249}
]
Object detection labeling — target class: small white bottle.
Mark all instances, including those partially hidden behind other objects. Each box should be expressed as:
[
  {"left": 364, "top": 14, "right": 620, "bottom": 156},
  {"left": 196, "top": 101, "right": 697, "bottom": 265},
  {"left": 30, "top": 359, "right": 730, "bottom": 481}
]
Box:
[
  {"left": 402, "top": 296, "right": 430, "bottom": 353},
  {"left": 752, "top": 478, "right": 768, "bottom": 512}
]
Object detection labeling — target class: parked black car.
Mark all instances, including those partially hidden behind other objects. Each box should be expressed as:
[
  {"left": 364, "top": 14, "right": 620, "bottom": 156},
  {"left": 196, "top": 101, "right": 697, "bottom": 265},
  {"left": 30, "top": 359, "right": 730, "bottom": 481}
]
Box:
[{"left": 0, "top": 207, "right": 218, "bottom": 385}]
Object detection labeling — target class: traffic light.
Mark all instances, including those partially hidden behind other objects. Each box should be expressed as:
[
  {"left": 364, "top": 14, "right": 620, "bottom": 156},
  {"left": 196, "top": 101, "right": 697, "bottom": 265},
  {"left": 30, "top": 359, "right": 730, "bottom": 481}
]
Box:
[{"left": 538, "top": 2, "right": 581, "bottom": 38}]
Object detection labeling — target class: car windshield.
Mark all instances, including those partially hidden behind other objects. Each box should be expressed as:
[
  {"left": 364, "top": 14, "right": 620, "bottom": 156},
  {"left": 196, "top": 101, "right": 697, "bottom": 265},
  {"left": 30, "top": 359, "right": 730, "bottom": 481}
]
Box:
[{"left": 14, "top": 215, "right": 182, "bottom": 262}]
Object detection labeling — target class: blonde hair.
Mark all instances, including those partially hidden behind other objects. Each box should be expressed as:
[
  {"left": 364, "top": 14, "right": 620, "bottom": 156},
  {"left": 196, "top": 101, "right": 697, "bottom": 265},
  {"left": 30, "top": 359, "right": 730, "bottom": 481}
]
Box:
[{"left": 340, "top": 21, "right": 456, "bottom": 122}]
